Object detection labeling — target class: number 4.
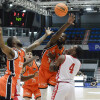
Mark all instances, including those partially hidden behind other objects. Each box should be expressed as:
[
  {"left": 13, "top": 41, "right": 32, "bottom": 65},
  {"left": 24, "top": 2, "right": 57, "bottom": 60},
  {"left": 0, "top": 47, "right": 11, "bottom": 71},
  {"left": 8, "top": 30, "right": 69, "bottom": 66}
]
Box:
[{"left": 69, "top": 63, "right": 75, "bottom": 74}]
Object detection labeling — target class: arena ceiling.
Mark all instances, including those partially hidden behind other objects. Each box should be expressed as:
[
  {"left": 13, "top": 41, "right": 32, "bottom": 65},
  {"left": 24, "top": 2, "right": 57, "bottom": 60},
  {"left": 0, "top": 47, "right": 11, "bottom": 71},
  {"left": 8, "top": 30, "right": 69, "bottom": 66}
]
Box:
[
  {"left": 0, "top": 0, "right": 100, "bottom": 15},
  {"left": 38, "top": 0, "right": 100, "bottom": 12}
]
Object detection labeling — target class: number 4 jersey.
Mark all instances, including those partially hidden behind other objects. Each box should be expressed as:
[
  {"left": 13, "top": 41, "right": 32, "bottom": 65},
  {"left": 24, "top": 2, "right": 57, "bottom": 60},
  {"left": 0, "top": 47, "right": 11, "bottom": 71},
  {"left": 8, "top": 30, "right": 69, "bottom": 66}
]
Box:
[{"left": 56, "top": 55, "right": 81, "bottom": 84}]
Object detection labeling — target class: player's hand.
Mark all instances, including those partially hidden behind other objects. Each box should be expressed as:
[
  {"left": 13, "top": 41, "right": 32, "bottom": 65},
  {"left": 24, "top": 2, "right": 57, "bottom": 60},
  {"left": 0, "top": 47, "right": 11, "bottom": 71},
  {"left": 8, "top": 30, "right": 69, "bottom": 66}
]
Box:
[
  {"left": 34, "top": 72, "right": 39, "bottom": 77},
  {"left": 32, "top": 56, "right": 39, "bottom": 60},
  {"left": 47, "top": 51, "right": 55, "bottom": 60},
  {"left": 45, "top": 27, "right": 54, "bottom": 36},
  {"left": 67, "top": 13, "right": 75, "bottom": 25},
  {"left": 0, "top": 27, "right": 2, "bottom": 36}
]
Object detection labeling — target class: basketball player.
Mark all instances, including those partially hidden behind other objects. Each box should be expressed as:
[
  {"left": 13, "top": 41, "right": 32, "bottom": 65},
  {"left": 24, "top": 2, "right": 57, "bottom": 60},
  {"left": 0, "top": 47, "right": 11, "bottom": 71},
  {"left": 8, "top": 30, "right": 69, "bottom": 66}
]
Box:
[
  {"left": 14, "top": 55, "right": 39, "bottom": 100},
  {"left": 49, "top": 45, "right": 82, "bottom": 100},
  {"left": 0, "top": 27, "right": 53, "bottom": 100},
  {"left": 21, "top": 52, "right": 41, "bottom": 100},
  {"left": 38, "top": 13, "right": 75, "bottom": 100}
]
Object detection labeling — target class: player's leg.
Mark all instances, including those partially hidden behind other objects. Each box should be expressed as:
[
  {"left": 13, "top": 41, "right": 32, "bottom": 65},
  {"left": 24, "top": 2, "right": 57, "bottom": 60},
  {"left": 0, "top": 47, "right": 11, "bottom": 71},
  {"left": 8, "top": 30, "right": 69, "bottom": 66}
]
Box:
[
  {"left": 14, "top": 78, "right": 21, "bottom": 100},
  {"left": 38, "top": 67, "right": 48, "bottom": 100},
  {"left": 51, "top": 83, "right": 66, "bottom": 100},
  {"left": 40, "top": 88, "right": 47, "bottom": 100},
  {"left": 23, "top": 88, "right": 32, "bottom": 100},
  {"left": 0, "top": 75, "right": 16, "bottom": 100},
  {"left": 52, "top": 83, "right": 74, "bottom": 100},
  {"left": 0, "top": 76, "right": 8, "bottom": 99},
  {"left": 36, "top": 97, "right": 41, "bottom": 100},
  {"left": 33, "top": 88, "right": 41, "bottom": 100},
  {"left": 48, "top": 72, "right": 57, "bottom": 100},
  {"left": 65, "top": 84, "right": 75, "bottom": 100}
]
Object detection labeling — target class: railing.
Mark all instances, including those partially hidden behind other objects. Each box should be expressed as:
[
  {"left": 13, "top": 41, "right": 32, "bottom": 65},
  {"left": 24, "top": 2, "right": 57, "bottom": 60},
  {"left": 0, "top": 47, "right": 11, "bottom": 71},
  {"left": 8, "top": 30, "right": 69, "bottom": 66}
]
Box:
[{"left": 42, "top": 40, "right": 100, "bottom": 45}]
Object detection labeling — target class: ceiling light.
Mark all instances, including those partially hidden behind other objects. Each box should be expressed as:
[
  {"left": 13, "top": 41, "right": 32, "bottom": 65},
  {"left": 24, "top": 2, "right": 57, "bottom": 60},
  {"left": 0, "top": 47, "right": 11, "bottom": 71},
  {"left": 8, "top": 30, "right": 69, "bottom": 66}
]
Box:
[
  {"left": 86, "top": 7, "right": 92, "bottom": 11},
  {"left": 22, "top": 10, "right": 26, "bottom": 12}
]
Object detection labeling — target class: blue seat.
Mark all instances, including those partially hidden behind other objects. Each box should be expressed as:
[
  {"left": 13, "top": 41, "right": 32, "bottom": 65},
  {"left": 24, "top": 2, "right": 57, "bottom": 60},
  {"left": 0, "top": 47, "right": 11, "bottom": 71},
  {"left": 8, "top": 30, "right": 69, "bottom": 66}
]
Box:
[
  {"left": 93, "top": 39, "right": 97, "bottom": 41},
  {"left": 41, "top": 32, "right": 45, "bottom": 35},
  {"left": 74, "top": 28, "right": 77, "bottom": 31},
  {"left": 89, "top": 39, "right": 92, "bottom": 41},
  {"left": 90, "top": 35, "right": 93, "bottom": 38},
  {"left": 96, "top": 32, "right": 99, "bottom": 34},
  {"left": 69, "top": 32, "right": 72, "bottom": 34},
  {"left": 91, "top": 32, "right": 95, "bottom": 34},
  {"left": 70, "top": 28, "right": 73, "bottom": 30},
  {"left": 80, "top": 35, "right": 83, "bottom": 38},
  {"left": 73, "top": 32, "right": 76, "bottom": 34},
  {"left": 76, "top": 32, "right": 79, "bottom": 34},
  {"left": 72, "top": 35, "right": 75, "bottom": 38},
  {"left": 95, "top": 35, "right": 98, "bottom": 38},
  {"left": 65, "top": 32, "right": 68, "bottom": 34},
  {"left": 81, "top": 32, "right": 84, "bottom": 34},
  {"left": 77, "top": 28, "right": 80, "bottom": 30},
  {"left": 66, "top": 28, "right": 69, "bottom": 31},
  {"left": 67, "top": 35, "right": 70, "bottom": 38},
  {"left": 43, "top": 29, "right": 45, "bottom": 31}
]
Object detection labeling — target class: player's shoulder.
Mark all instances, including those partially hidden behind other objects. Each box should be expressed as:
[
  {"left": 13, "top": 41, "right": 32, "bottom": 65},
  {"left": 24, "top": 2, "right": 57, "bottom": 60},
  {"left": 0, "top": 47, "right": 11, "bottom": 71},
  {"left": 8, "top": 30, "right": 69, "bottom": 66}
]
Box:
[
  {"left": 44, "top": 44, "right": 57, "bottom": 50},
  {"left": 20, "top": 48, "right": 26, "bottom": 52},
  {"left": 58, "top": 55, "right": 66, "bottom": 61},
  {"left": 65, "top": 55, "right": 72, "bottom": 59}
]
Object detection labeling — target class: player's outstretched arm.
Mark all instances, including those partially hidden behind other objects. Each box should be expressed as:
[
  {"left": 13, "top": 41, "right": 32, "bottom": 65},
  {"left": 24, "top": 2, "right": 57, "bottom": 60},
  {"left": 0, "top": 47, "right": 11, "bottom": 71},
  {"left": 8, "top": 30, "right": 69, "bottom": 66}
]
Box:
[
  {"left": 46, "top": 13, "right": 75, "bottom": 48},
  {"left": 23, "top": 56, "right": 39, "bottom": 68},
  {"left": 0, "top": 28, "right": 15, "bottom": 59},
  {"left": 25, "top": 28, "right": 54, "bottom": 53},
  {"left": 21, "top": 72, "right": 38, "bottom": 82},
  {"left": 49, "top": 55, "right": 65, "bottom": 72}
]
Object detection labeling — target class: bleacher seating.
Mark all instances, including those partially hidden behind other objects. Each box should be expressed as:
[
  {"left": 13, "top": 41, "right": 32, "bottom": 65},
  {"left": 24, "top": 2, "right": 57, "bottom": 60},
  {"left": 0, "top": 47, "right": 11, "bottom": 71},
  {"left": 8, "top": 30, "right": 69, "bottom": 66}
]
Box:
[
  {"left": 89, "top": 28, "right": 100, "bottom": 43},
  {"left": 40, "top": 28, "right": 86, "bottom": 45}
]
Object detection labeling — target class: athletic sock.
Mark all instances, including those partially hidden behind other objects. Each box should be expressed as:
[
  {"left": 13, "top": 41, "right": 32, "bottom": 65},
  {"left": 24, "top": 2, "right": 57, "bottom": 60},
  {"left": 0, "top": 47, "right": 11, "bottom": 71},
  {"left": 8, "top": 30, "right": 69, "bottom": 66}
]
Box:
[{"left": 40, "top": 88, "right": 47, "bottom": 100}]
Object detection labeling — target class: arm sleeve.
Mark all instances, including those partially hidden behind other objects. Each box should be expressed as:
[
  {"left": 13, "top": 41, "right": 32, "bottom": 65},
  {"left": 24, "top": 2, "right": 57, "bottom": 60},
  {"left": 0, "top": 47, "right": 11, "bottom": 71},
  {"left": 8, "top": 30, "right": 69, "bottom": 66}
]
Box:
[{"left": 13, "top": 50, "right": 18, "bottom": 59}]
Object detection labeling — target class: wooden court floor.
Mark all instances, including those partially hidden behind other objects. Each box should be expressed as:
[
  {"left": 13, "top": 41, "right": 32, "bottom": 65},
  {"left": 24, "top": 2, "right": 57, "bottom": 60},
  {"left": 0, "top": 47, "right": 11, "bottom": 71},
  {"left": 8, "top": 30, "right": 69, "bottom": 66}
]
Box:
[
  {"left": 20, "top": 86, "right": 100, "bottom": 100},
  {"left": 75, "top": 87, "right": 100, "bottom": 100}
]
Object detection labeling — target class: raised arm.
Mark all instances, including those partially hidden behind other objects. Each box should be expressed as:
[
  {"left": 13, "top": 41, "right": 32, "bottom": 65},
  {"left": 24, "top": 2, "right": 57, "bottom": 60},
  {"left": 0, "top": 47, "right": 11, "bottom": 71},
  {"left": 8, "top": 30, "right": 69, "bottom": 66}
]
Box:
[
  {"left": 49, "top": 55, "right": 65, "bottom": 72},
  {"left": 0, "top": 28, "right": 15, "bottom": 59},
  {"left": 25, "top": 28, "right": 54, "bottom": 53},
  {"left": 23, "top": 56, "right": 39, "bottom": 68},
  {"left": 46, "top": 13, "right": 75, "bottom": 48}
]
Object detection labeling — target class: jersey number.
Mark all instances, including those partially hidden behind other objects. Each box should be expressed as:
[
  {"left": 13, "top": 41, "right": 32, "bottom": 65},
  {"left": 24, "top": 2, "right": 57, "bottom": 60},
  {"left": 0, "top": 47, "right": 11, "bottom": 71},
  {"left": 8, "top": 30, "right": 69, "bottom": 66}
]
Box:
[{"left": 69, "top": 63, "right": 75, "bottom": 74}]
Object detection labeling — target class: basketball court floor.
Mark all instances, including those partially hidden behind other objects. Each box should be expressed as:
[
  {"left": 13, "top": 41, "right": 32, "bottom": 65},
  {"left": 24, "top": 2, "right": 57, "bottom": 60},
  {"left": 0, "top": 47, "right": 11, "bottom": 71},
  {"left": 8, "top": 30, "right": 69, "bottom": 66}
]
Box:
[
  {"left": 75, "top": 87, "right": 100, "bottom": 100},
  {"left": 20, "top": 86, "right": 100, "bottom": 100}
]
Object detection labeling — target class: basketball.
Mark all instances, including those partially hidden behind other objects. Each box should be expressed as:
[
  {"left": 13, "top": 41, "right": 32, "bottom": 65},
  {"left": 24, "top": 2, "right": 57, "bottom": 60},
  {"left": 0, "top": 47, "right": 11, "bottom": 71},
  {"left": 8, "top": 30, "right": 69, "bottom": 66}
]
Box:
[{"left": 54, "top": 3, "right": 68, "bottom": 17}]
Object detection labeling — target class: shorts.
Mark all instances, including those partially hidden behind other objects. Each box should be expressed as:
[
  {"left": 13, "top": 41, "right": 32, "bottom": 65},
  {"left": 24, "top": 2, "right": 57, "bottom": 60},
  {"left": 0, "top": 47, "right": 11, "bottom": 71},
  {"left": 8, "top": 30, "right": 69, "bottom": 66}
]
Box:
[
  {"left": 38, "top": 66, "right": 57, "bottom": 88},
  {"left": 0, "top": 74, "right": 16, "bottom": 100},
  {"left": 51, "top": 82, "right": 75, "bottom": 100},
  {"left": 23, "top": 87, "right": 41, "bottom": 99}
]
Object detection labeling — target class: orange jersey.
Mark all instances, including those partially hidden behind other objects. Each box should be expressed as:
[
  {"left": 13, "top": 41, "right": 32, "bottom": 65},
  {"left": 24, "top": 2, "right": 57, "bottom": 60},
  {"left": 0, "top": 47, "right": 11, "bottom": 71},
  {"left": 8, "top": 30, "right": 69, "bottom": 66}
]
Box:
[
  {"left": 5, "top": 48, "right": 25, "bottom": 79},
  {"left": 23, "top": 60, "right": 39, "bottom": 87},
  {"left": 41, "top": 45, "right": 64, "bottom": 70},
  {"left": 0, "top": 48, "right": 25, "bottom": 99}
]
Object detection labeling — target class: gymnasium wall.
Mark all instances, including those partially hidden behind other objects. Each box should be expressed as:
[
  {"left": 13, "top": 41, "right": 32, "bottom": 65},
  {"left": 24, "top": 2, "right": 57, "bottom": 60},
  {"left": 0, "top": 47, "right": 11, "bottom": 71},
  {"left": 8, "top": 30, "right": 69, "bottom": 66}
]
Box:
[{"left": 51, "top": 12, "right": 100, "bottom": 28}]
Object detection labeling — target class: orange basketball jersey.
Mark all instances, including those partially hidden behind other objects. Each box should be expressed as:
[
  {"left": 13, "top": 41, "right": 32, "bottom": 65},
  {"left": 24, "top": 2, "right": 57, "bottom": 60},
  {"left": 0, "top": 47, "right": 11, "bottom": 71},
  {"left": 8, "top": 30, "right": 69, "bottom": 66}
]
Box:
[
  {"left": 41, "top": 45, "right": 64, "bottom": 70},
  {"left": 5, "top": 48, "right": 25, "bottom": 79},
  {"left": 23, "top": 60, "right": 39, "bottom": 87},
  {"left": 0, "top": 48, "right": 25, "bottom": 100}
]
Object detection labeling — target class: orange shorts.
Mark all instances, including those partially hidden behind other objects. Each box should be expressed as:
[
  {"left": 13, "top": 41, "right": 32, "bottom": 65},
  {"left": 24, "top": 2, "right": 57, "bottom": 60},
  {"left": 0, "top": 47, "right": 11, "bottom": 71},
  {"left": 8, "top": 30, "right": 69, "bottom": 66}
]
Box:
[
  {"left": 23, "top": 87, "right": 41, "bottom": 99},
  {"left": 38, "top": 66, "right": 57, "bottom": 88},
  {"left": 0, "top": 74, "right": 16, "bottom": 100}
]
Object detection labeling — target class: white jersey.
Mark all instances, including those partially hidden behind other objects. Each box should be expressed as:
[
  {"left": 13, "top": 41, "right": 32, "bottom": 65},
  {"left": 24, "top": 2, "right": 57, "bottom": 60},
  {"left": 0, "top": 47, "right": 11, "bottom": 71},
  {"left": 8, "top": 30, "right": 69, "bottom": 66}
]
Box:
[{"left": 56, "top": 55, "right": 81, "bottom": 84}]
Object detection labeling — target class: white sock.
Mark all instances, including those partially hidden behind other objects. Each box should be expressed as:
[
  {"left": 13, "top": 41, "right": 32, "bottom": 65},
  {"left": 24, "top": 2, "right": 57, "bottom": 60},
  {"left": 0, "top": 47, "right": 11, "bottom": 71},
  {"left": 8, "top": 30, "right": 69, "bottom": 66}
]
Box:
[
  {"left": 40, "top": 88, "right": 47, "bottom": 100},
  {"left": 47, "top": 86, "right": 55, "bottom": 100},
  {"left": 50, "top": 86, "right": 55, "bottom": 93}
]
